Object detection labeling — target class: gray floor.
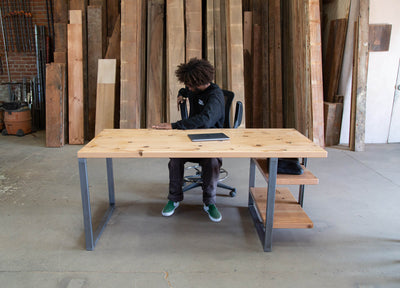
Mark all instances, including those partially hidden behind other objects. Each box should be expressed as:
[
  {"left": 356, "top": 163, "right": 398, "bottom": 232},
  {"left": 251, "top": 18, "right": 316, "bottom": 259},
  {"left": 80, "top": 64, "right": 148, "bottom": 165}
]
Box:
[{"left": 0, "top": 131, "right": 399, "bottom": 288}]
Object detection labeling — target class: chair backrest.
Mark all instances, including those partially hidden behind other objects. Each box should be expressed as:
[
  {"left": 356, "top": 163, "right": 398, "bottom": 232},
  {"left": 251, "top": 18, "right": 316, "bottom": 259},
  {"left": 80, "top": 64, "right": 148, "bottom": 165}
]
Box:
[{"left": 179, "top": 89, "right": 243, "bottom": 128}]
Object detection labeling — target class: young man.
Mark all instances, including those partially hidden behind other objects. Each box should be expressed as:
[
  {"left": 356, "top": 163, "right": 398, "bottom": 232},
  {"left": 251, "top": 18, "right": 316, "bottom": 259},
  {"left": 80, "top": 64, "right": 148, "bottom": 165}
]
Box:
[{"left": 152, "top": 58, "right": 225, "bottom": 222}]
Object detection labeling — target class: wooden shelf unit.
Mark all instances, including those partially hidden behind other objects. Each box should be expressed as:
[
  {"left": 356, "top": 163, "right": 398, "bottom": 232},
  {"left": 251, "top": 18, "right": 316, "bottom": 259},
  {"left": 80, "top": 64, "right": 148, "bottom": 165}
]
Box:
[
  {"left": 250, "top": 187, "right": 313, "bottom": 228},
  {"left": 254, "top": 158, "right": 319, "bottom": 185},
  {"left": 250, "top": 158, "right": 319, "bottom": 229}
]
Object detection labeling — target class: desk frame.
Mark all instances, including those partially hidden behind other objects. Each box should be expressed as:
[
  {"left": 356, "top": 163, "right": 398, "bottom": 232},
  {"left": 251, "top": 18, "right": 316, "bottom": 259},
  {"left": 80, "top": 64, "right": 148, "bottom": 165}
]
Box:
[{"left": 78, "top": 156, "right": 279, "bottom": 252}]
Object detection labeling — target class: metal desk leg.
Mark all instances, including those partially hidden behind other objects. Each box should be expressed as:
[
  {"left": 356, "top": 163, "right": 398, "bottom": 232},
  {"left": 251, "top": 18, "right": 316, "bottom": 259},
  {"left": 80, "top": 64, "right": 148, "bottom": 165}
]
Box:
[
  {"left": 264, "top": 157, "right": 278, "bottom": 252},
  {"left": 248, "top": 157, "right": 278, "bottom": 252},
  {"left": 78, "top": 158, "right": 116, "bottom": 251},
  {"left": 78, "top": 158, "right": 94, "bottom": 250}
]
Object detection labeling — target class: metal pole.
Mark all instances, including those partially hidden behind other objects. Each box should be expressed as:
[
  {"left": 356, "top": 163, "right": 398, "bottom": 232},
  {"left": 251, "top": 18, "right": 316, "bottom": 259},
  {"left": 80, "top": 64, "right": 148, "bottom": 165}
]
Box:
[{"left": 0, "top": 7, "right": 12, "bottom": 99}]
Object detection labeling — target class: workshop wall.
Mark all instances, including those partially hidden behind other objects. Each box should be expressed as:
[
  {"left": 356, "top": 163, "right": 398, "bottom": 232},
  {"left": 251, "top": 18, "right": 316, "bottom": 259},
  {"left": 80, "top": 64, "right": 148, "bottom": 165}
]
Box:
[{"left": 0, "top": 0, "right": 49, "bottom": 102}]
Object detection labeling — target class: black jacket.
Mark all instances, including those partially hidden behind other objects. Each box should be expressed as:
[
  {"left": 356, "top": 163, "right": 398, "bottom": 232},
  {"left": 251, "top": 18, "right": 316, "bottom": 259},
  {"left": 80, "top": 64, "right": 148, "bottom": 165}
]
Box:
[{"left": 171, "top": 83, "right": 225, "bottom": 130}]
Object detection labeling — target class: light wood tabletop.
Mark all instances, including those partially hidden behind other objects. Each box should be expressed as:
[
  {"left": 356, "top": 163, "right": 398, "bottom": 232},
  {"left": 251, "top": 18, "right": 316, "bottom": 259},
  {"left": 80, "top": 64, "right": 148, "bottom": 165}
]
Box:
[{"left": 77, "top": 128, "right": 328, "bottom": 159}]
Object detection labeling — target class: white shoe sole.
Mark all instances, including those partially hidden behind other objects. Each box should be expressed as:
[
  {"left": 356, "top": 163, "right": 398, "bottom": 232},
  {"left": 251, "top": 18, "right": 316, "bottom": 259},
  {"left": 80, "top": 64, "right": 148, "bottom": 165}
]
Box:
[{"left": 203, "top": 205, "right": 222, "bottom": 222}]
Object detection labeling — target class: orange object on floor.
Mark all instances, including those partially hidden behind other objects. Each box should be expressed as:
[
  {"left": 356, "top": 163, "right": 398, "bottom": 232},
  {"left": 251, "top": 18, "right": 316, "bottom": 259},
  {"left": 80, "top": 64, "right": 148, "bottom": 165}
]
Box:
[{"left": 4, "top": 108, "right": 32, "bottom": 135}]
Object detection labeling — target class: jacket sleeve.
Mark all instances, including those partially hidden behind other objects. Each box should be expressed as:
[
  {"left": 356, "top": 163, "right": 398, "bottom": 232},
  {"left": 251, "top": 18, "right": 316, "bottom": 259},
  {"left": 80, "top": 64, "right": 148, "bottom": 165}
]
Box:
[{"left": 172, "top": 93, "right": 224, "bottom": 130}]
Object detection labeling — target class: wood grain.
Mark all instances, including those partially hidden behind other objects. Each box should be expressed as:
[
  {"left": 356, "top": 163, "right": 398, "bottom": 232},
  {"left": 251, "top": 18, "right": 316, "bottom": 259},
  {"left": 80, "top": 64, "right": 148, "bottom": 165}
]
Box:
[
  {"left": 68, "top": 10, "right": 84, "bottom": 144},
  {"left": 77, "top": 128, "right": 328, "bottom": 159},
  {"left": 95, "top": 59, "right": 117, "bottom": 136},
  {"left": 46, "top": 63, "right": 67, "bottom": 147}
]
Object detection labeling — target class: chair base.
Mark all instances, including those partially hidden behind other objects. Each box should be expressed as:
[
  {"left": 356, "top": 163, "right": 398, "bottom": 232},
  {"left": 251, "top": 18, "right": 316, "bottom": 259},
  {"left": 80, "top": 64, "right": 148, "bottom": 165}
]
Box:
[{"left": 182, "top": 181, "right": 236, "bottom": 197}]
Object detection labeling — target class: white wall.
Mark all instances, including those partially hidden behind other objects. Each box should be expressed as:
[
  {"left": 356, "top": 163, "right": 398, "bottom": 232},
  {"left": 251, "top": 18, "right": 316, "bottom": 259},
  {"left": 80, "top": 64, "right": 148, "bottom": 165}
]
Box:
[
  {"left": 366, "top": 0, "right": 400, "bottom": 143},
  {"left": 339, "top": 0, "right": 400, "bottom": 144}
]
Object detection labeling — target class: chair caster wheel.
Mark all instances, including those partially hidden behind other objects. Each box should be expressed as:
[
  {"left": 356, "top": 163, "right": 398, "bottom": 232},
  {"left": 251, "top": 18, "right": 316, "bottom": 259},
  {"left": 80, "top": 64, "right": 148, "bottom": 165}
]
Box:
[{"left": 230, "top": 190, "right": 236, "bottom": 197}]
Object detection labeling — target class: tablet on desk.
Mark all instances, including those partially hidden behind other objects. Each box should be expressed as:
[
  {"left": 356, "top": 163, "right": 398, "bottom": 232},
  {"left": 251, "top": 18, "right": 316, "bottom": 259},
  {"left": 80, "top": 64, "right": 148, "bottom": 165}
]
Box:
[{"left": 188, "top": 132, "right": 230, "bottom": 142}]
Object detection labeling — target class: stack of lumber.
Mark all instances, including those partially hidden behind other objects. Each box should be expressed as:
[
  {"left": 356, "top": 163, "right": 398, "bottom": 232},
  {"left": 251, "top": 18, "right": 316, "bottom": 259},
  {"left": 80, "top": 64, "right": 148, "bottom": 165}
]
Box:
[{"left": 45, "top": 0, "right": 327, "bottom": 148}]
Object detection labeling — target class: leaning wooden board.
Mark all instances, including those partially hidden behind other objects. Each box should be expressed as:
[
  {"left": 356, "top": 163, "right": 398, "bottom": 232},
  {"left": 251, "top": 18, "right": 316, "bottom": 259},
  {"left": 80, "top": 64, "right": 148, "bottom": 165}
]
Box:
[
  {"left": 120, "top": 0, "right": 143, "bottom": 128},
  {"left": 146, "top": 0, "right": 165, "bottom": 127},
  {"left": 185, "top": 0, "right": 202, "bottom": 61},
  {"left": 78, "top": 129, "right": 328, "bottom": 159},
  {"left": 226, "top": 0, "right": 245, "bottom": 127},
  {"left": 95, "top": 59, "right": 117, "bottom": 136},
  {"left": 166, "top": 0, "right": 185, "bottom": 123},
  {"left": 46, "top": 63, "right": 67, "bottom": 147},
  {"left": 68, "top": 10, "right": 84, "bottom": 144}
]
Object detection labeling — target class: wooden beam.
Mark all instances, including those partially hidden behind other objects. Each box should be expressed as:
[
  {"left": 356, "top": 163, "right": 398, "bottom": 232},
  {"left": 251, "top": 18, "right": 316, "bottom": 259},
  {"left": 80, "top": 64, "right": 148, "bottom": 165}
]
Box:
[
  {"left": 95, "top": 59, "right": 117, "bottom": 136},
  {"left": 45, "top": 63, "right": 67, "bottom": 147},
  {"left": 166, "top": 0, "right": 185, "bottom": 123},
  {"left": 353, "top": 0, "right": 370, "bottom": 152},
  {"left": 69, "top": 1, "right": 88, "bottom": 140},
  {"left": 323, "top": 19, "right": 347, "bottom": 103},
  {"left": 68, "top": 10, "right": 84, "bottom": 144},
  {"left": 243, "top": 11, "right": 253, "bottom": 127},
  {"left": 146, "top": 0, "right": 165, "bottom": 127},
  {"left": 87, "top": 5, "right": 106, "bottom": 139},
  {"left": 120, "top": 0, "right": 143, "bottom": 128},
  {"left": 206, "top": 0, "right": 215, "bottom": 66},
  {"left": 308, "top": 0, "right": 325, "bottom": 147},
  {"left": 226, "top": 0, "right": 245, "bottom": 127},
  {"left": 185, "top": 0, "right": 202, "bottom": 61}
]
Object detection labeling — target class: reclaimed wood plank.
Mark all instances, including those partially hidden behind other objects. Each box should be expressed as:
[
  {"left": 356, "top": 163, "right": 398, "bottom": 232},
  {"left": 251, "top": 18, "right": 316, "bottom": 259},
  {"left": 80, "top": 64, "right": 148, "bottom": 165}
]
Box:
[
  {"left": 308, "top": 0, "right": 325, "bottom": 147},
  {"left": 166, "top": 0, "right": 185, "bottom": 123},
  {"left": 95, "top": 59, "right": 117, "bottom": 136},
  {"left": 120, "top": 0, "right": 143, "bottom": 128},
  {"left": 185, "top": 0, "right": 202, "bottom": 61},
  {"left": 323, "top": 19, "right": 348, "bottom": 103},
  {"left": 46, "top": 63, "right": 67, "bottom": 147},
  {"left": 68, "top": 10, "right": 84, "bottom": 144},
  {"left": 226, "top": 0, "right": 245, "bottom": 127},
  {"left": 146, "top": 0, "right": 165, "bottom": 127},
  {"left": 87, "top": 5, "right": 106, "bottom": 139}
]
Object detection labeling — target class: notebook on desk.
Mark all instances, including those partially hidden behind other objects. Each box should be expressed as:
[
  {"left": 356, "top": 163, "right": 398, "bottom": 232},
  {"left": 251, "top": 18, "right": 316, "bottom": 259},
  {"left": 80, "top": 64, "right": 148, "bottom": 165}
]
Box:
[{"left": 188, "top": 132, "right": 230, "bottom": 142}]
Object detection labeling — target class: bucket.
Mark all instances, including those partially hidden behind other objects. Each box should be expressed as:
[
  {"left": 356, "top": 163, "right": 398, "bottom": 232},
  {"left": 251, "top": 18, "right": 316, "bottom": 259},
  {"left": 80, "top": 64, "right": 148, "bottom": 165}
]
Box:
[{"left": 4, "top": 108, "right": 32, "bottom": 136}]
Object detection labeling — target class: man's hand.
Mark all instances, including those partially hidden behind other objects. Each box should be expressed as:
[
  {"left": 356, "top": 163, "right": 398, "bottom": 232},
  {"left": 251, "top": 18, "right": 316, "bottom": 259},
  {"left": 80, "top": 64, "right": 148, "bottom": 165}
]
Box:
[
  {"left": 152, "top": 123, "right": 172, "bottom": 130},
  {"left": 177, "top": 95, "right": 185, "bottom": 110}
]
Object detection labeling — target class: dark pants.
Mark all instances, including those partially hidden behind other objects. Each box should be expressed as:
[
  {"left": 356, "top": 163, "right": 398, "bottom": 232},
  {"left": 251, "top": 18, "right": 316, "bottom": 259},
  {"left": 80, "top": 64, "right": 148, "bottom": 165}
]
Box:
[{"left": 168, "top": 158, "right": 222, "bottom": 205}]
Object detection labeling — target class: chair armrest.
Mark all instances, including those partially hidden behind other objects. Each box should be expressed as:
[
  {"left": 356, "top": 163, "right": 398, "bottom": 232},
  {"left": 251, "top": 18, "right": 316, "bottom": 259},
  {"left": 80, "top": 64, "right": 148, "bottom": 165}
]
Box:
[
  {"left": 180, "top": 99, "right": 188, "bottom": 120},
  {"left": 233, "top": 101, "right": 243, "bottom": 128}
]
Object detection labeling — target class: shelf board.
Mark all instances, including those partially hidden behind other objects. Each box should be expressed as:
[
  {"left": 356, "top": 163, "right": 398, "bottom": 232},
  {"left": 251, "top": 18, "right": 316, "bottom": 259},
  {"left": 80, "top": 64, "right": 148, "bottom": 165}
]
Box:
[
  {"left": 250, "top": 187, "right": 313, "bottom": 229},
  {"left": 254, "top": 158, "right": 319, "bottom": 185}
]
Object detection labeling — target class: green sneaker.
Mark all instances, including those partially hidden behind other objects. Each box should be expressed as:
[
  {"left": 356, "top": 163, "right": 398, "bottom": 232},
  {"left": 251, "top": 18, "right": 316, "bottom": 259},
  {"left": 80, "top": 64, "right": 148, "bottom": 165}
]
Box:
[
  {"left": 162, "top": 200, "right": 179, "bottom": 217},
  {"left": 203, "top": 204, "right": 222, "bottom": 222}
]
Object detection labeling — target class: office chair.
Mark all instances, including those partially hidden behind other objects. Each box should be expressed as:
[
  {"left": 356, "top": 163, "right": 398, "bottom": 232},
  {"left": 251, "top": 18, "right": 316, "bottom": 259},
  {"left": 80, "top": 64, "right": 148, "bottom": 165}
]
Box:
[{"left": 179, "top": 89, "right": 243, "bottom": 197}]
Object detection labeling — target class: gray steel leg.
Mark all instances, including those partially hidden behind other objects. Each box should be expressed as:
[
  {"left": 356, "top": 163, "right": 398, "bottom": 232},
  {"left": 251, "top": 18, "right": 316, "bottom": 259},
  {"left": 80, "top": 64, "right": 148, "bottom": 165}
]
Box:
[
  {"left": 298, "top": 158, "right": 307, "bottom": 207},
  {"left": 78, "top": 158, "right": 94, "bottom": 250},
  {"left": 264, "top": 157, "right": 278, "bottom": 252},
  {"left": 106, "top": 158, "right": 115, "bottom": 205},
  {"left": 248, "top": 158, "right": 267, "bottom": 246},
  {"left": 78, "top": 158, "right": 116, "bottom": 251}
]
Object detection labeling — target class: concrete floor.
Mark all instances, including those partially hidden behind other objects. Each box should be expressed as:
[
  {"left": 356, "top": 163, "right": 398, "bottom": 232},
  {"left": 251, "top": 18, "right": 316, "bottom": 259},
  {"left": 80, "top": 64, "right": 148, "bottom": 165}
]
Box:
[{"left": 0, "top": 131, "right": 399, "bottom": 288}]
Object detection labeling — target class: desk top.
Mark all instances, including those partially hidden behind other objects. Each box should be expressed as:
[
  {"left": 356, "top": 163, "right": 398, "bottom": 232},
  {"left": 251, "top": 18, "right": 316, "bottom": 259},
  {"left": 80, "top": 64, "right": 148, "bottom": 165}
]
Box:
[{"left": 77, "top": 129, "right": 328, "bottom": 159}]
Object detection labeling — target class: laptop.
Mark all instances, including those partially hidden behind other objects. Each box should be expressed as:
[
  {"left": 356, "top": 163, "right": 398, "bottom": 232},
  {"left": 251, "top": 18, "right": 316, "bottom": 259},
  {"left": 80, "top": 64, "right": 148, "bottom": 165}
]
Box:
[{"left": 188, "top": 132, "right": 230, "bottom": 142}]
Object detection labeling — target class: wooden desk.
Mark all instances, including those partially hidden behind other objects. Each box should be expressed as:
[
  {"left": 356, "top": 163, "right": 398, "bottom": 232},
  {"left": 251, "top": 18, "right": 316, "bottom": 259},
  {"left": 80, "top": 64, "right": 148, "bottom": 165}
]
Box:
[{"left": 77, "top": 129, "right": 327, "bottom": 251}]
